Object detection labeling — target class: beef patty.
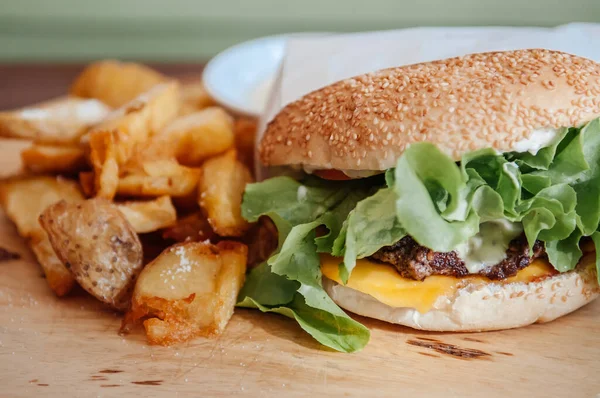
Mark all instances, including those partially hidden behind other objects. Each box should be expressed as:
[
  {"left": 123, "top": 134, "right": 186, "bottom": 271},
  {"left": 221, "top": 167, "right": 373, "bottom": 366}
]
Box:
[{"left": 370, "top": 234, "right": 545, "bottom": 281}]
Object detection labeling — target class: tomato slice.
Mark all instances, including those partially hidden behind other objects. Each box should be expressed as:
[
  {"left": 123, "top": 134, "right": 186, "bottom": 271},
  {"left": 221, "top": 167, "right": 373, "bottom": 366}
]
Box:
[{"left": 313, "top": 169, "right": 352, "bottom": 180}]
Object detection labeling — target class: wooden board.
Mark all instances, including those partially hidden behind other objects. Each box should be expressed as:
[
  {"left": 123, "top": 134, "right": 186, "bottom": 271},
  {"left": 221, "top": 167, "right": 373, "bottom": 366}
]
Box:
[{"left": 0, "top": 141, "right": 599, "bottom": 398}]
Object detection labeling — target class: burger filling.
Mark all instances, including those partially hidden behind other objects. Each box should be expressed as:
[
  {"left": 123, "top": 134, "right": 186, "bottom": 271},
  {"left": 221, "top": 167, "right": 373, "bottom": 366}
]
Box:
[
  {"left": 371, "top": 234, "right": 545, "bottom": 281},
  {"left": 239, "top": 117, "right": 600, "bottom": 353}
]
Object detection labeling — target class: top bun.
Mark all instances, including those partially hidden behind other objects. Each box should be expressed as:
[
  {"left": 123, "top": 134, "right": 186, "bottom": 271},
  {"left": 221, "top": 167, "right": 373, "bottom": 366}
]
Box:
[{"left": 259, "top": 49, "right": 600, "bottom": 171}]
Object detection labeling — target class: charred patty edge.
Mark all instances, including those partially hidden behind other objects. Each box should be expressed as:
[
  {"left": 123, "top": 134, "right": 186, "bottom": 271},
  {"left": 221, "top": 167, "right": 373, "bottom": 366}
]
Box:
[{"left": 370, "top": 234, "right": 545, "bottom": 281}]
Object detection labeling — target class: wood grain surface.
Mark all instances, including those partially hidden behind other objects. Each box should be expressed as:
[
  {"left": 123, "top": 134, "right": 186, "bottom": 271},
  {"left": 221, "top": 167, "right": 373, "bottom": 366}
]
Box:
[{"left": 0, "top": 66, "right": 599, "bottom": 398}]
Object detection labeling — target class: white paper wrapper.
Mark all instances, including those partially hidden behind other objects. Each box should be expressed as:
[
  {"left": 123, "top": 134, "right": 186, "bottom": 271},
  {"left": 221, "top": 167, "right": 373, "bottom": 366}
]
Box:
[{"left": 257, "top": 23, "right": 600, "bottom": 179}]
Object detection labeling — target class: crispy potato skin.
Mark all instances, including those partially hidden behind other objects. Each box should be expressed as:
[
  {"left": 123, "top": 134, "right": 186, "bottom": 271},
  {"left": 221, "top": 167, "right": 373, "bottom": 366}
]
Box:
[
  {"left": 0, "top": 176, "right": 83, "bottom": 296},
  {"left": 123, "top": 241, "right": 247, "bottom": 345},
  {"left": 199, "top": 150, "right": 253, "bottom": 237},
  {"left": 39, "top": 198, "right": 143, "bottom": 310}
]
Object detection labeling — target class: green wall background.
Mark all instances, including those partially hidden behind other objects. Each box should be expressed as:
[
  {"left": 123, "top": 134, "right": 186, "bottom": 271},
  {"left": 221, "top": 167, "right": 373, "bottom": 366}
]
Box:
[{"left": 1, "top": 0, "right": 599, "bottom": 62}]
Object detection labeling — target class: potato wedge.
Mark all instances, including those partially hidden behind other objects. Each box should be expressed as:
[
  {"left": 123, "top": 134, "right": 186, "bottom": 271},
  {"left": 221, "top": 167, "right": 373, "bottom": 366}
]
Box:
[
  {"left": 79, "top": 171, "right": 95, "bottom": 197},
  {"left": 233, "top": 118, "right": 258, "bottom": 172},
  {"left": 199, "top": 150, "right": 253, "bottom": 236},
  {"left": 0, "top": 97, "right": 111, "bottom": 143},
  {"left": 39, "top": 198, "right": 143, "bottom": 309},
  {"left": 29, "top": 231, "right": 76, "bottom": 296},
  {"left": 0, "top": 176, "right": 83, "bottom": 237},
  {"left": 179, "top": 80, "right": 216, "bottom": 116},
  {"left": 88, "top": 130, "right": 119, "bottom": 199},
  {"left": 162, "top": 212, "right": 215, "bottom": 243},
  {"left": 116, "top": 196, "right": 177, "bottom": 234},
  {"left": 70, "top": 60, "right": 168, "bottom": 108},
  {"left": 21, "top": 143, "right": 86, "bottom": 174},
  {"left": 0, "top": 176, "right": 83, "bottom": 296},
  {"left": 158, "top": 107, "right": 234, "bottom": 166},
  {"left": 90, "top": 82, "right": 180, "bottom": 153},
  {"left": 118, "top": 159, "right": 200, "bottom": 198},
  {"left": 124, "top": 241, "right": 247, "bottom": 345}
]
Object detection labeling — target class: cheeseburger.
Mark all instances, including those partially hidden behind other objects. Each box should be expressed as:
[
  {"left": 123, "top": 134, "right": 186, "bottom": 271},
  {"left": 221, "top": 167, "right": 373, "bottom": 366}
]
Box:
[{"left": 239, "top": 49, "right": 600, "bottom": 352}]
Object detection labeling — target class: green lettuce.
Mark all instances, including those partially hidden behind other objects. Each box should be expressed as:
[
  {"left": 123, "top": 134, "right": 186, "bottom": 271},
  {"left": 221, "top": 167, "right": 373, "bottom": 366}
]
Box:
[
  {"left": 334, "top": 187, "right": 406, "bottom": 283},
  {"left": 239, "top": 177, "right": 372, "bottom": 352},
  {"left": 239, "top": 117, "right": 600, "bottom": 352}
]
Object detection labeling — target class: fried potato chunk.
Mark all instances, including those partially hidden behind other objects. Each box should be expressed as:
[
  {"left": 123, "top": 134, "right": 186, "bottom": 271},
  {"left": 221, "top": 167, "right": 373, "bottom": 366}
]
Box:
[
  {"left": 70, "top": 60, "right": 168, "bottom": 108},
  {"left": 162, "top": 211, "right": 215, "bottom": 243},
  {"left": 199, "top": 150, "right": 253, "bottom": 236},
  {"left": 0, "top": 97, "right": 111, "bottom": 143},
  {"left": 0, "top": 176, "right": 83, "bottom": 296},
  {"left": 233, "top": 118, "right": 258, "bottom": 172},
  {"left": 21, "top": 144, "right": 86, "bottom": 174},
  {"left": 116, "top": 196, "right": 177, "bottom": 234},
  {"left": 28, "top": 232, "right": 76, "bottom": 297},
  {"left": 178, "top": 80, "right": 216, "bottom": 116},
  {"left": 124, "top": 241, "right": 247, "bottom": 345},
  {"left": 78, "top": 171, "right": 95, "bottom": 197},
  {"left": 39, "top": 198, "right": 143, "bottom": 309},
  {"left": 89, "top": 82, "right": 180, "bottom": 161},
  {"left": 84, "top": 82, "right": 182, "bottom": 199},
  {"left": 88, "top": 130, "right": 119, "bottom": 199},
  {"left": 158, "top": 107, "right": 234, "bottom": 166},
  {"left": 118, "top": 159, "right": 200, "bottom": 198}
]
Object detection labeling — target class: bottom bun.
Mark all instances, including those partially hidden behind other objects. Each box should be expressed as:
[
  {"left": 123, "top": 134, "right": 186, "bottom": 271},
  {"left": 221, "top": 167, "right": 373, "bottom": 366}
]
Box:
[{"left": 323, "top": 260, "right": 599, "bottom": 332}]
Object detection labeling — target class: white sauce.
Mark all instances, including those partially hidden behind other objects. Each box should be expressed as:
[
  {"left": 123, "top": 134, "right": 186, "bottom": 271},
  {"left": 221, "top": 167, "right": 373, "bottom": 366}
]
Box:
[
  {"left": 502, "top": 161, "right": 520, "bottom": 188},
  {"left": 297, "top": 185, "right": 308, "bottom": 201},
  {"left": 454, "top": 220, "right": 523, "bottom": 274},
  {"left": 511, "top": 127, "right": 561, "bottom": 155}
]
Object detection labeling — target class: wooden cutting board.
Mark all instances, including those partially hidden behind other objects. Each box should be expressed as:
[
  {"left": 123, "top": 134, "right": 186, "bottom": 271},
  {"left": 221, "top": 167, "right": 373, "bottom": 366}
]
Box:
[{"left": 0, "top": 140, "right": 599, "bottom": 398}]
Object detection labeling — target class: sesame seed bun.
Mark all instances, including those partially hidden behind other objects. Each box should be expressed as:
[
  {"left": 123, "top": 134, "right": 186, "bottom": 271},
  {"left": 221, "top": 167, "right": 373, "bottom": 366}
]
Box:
[
  {"left": 323, "top": 257, "right": 599, "bottom": 332},
  {"left": 260, "top": 49, "right": 600, "bottom": 171}
]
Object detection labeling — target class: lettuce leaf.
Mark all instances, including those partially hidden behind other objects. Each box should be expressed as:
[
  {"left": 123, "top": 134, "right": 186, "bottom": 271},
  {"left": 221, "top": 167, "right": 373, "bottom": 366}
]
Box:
[
  {"left": 238, "top": 177, "right": 372, "bottom": 352},
  {"left": 335, "top": 188, "right": 406, "bottom": 283},
  {"left": 394, "top": 143, "right": 479, "bottom": 251}
]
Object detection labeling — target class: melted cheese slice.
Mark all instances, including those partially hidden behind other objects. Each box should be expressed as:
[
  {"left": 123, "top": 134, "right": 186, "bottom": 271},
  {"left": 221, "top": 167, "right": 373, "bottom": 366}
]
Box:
[{"left": 320, "top": 255, "right": 556, "bottom": 314}]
